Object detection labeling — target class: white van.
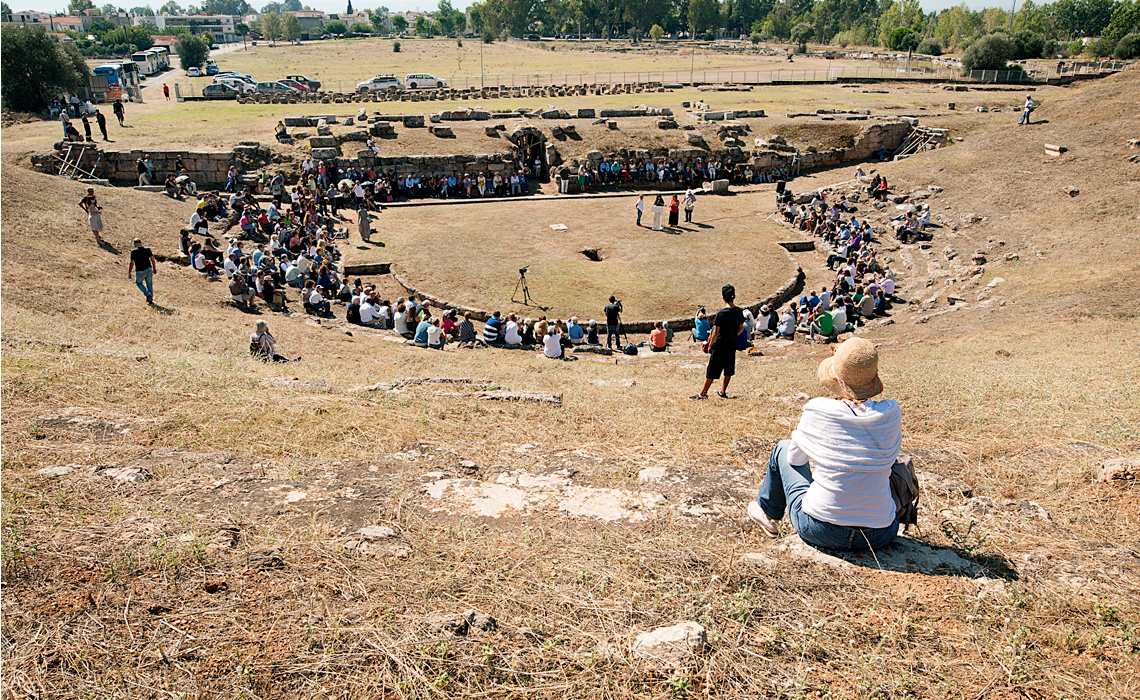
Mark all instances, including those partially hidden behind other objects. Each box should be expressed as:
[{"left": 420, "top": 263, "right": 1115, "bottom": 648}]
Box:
[{"left": 404, "top": 73, "right": 447, "bottom": 89}]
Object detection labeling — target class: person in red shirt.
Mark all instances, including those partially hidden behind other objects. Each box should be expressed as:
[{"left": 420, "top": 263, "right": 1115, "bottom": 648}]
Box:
[
  {"left": 650, "top": 321, "right": 668, "bottom": 352},
  {"left": 668, "top": 195, "right": 680, "bottom": 227},
  {"left": 163, "top": 83, "right": 170, "bottom": 100}
]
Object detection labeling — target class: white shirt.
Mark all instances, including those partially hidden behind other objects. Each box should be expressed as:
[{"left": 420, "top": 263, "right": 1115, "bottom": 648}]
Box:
[
  {"left": 295, "top": 256, "right": 311, "bottom": 274},
  {"left": 831, "top": 306, "right": 847, "bottom": 332},
  {"left": 504, "top": 321, "right": 521, "bottom": 345},
  {"left": 308, "top": 289, "right": 323, "bottom": 305},
  {"left": 426, "top": 325, "right": 443, "bottom": 345},
  {"left": 223, "top": 258, "right": 238, "bottom": 278},
  {"left": 818, "top": 291, "right": 831, "bottom": 312},
  {"left": 790, "top": 398, "right": 901, "bottom": 528},
  {"left": 360, "top": 302, "right": 378, "bottom": 323},
  {"left": 393, "top": 311, "right": 408, "bottom": 334},
  {"left": 779, "top": 313, "right": 796, "bottom": 335},
  {"left": 543, "top": 333, "right": 562, "bottom": 358}
]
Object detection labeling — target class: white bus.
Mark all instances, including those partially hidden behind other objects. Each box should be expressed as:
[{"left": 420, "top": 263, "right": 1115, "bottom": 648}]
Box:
[
  {"left": 149, "top": 47, "right": 170, "bottom": 71},
  {"left": 132, "top": 50, "right": 158, "bottom": 76}
]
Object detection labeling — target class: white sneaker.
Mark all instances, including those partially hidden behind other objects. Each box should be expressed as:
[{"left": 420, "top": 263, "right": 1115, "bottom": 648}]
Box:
[{"left": 747, "top": 501, "right": 780, "bottom": 538}]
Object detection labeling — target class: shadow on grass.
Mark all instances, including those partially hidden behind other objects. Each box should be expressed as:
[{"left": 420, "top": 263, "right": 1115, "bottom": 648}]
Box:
[
  {"left": 99, "top": 240, "right": 121, "bottom": 255},
  {"left": 149, "top": 304, "right": 176, "bottom": 315},
  {"left": 786, "top": 534, "right": 1020, "bottom": 580}
]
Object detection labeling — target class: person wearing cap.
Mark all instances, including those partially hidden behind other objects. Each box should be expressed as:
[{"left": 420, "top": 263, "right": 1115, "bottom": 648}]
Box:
[
  {"left": 747, "top": 338, "right": 901, "bottom": 551},
  {"left": 586, "top": 320, "right": 599, "bottom": 345},
  {"left": 567, "top": 317, "right": 585, "bottom": 345},
  {"left": 692, "top": 284, "right": 745, "bottom": 400}
]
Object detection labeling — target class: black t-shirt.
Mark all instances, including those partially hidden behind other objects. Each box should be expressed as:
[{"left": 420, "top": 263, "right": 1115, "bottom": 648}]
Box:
[
  {"left": 130, "top": 246, "right": 153, "bottom": 272},
  {"left": 712, "top": 306, "right": 744, "bottom": 355},
  {"left": 604, "top": 303, "right": 621, "bottom": 326}
]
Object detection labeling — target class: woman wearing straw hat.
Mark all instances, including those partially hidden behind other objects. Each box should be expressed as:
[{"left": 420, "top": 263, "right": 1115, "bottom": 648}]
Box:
[{"left": 747, "top": 337, "right": 901, "bottom": 551}]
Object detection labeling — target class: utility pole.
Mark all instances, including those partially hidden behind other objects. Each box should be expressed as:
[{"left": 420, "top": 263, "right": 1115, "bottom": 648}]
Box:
[
  {"left": 1008, "top": 0, "right": 1017, "bottom": 32},
  {"left": 691, "top": 43, "right": 696, "bottom": 86},
  {"left": 480, "top": 38, "right": 484, "bottom": 89}
]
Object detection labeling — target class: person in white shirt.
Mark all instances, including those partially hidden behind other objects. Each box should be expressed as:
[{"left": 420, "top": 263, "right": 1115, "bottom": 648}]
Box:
[
  {"left": 818, "top": 288, "right": 831, "bottom": 312},
  {"left": 223, "top": 253, "right": 239, "bottom": 279},
  {"left": 504, "top": 314, "right": 522, "bottom": 346},
  {"left": 392, "top": 304, "right": 410, "bottom": 336},
  {"left": 295, "top": 253, "right": 311, "bottom": 276},
  {"left": 543, "top": 327, "right": 562, "bottom": 359},
  {"left": 359, "top": 298, "right": 381, "bottom": 327},
  {"left": 776, "top": 308, "right": 797, "bottom": 339},
  {"left": 426, "top": 318, "right": 445, "bottom": 349},
  {"left": 747, "top": 338, "right": 901, "bottom": 551}
]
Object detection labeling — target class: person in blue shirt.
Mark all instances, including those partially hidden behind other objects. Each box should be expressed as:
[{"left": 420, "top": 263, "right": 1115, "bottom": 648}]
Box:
[
  {"left": 567, "top": 317, "right": 585, "bottom": 345},
  {"left": 807, "top": 291, "right": 820, "bottom": 311},
  {"left": 483, "top": 311, "right": 503, "bottom": 345},
  {"left": 413, "top": 317, "right": 431, "bottom": 347},
  {"left": 694, "top": 308, "right": 711, "bottom": 342}
]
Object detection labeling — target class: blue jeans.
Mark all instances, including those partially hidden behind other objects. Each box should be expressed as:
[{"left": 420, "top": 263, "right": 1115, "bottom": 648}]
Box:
[
  {"left": 134, "top": 268, "right": 153, "bottom": 298},
  {"left": 1019, "top": 109, "right": 1031, "bottom": 125},
  {"left": 636, "top": 209, "right": 643, "bottom": 226},
  {"left": 758, "top": 440, "right": 898, "bottom": 551},
  {"left": 606, "top": 324, "right": 620, "bottom": 348}
]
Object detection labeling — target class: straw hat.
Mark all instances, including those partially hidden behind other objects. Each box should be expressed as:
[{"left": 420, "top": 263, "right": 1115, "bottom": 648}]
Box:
[{"left": 817, "top": 337, "right": 883, "bottom": 401}]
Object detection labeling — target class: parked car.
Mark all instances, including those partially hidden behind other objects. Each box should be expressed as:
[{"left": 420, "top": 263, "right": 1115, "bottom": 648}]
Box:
[
  {"left": 286, "top": 74, "right": 321, "bottom": 91},
  {"left": 202, "top": 83, "right": 240, "bottom": 98},
  {"left": 216, "top": 77, "right": 257, "bottom": 93},
  {"left": 356, "top": 75, "right": 402, "bottom": 93},
  {"left": 187, "top": 66, "right": 202, "bottom": 77},
  {"left": 278, "top": 78, "right": 312, "bottom": 93},
  {"left": 205, "top": 64, "right": 219, "bottom": 76},
  {"left": 404, "top": 73, "right": 447, "bottom": 89},
  {"left": 210, "top": 43, "right": 220, "bottom": 50},
  {"left": 215, "top": 71, "right": 254, "bottom": 81},
  {"left": 255, "top": 81, "right": 301, "bottom": 94}
]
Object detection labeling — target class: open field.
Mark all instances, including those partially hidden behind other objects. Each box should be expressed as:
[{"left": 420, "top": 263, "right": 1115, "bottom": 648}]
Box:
[
  {"left": 3, "top": 66, "right": 1139, "bottom": 698},
  {"left": 351, "top": 191, "right": 794, "bottom": 321},
  {"left": 4, "top": 73, "right": 1024, "bottom": 160},
  {"left": 202, "top": 37, "right": 865, "bottom": 90}
]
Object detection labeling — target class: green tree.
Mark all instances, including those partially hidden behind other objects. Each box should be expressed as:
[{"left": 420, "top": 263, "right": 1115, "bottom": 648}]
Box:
[
  {"left": 916, "top": 37, "right": 941, "bottom": 55},
  {"left": 203, "top": 0, "right": 251, "bottom": 13},
  {"left": 346, "top": 0, "right": 352, "bottom": 12},
  {"left": 130, "top": 5, "right": 155, "bottom": 14},
  {"left": 158, "top": 1, "right": 183, "bottom": 13},
  {"left": 391, "top": 14, "right": 407, "bottom": 33},
  {"left": 283, "top": 12, "right": 302, "bottom": 40},
  {"left": 261, "top": 10, "right": 283, "bottom": 42},
  {"left": 1, "top": 3, "right": 12, "bottom": 22},
  {"left": 791, "top": 21, "right": 814, "bottom": 46},
  {"left": 350, "top": 21, "right": 372, "bottom": 34},
  {"left": 887, "top": 27, "right": 918, "bottom": 51},
  {"left": 1114, "top": 32, "right": 1140, "bottom": 57},
  {"left": 688, "top": 0, "right": 719, "bottom": 37},
  {"left": 1, "top": 26, "right": 91, "bottom": 112},
  {"left": 69, "top": 0, "right": 95, "bottom": 14},
  {"left": 961, "top": 32, "right": 1012, "bottom": 71},
  {"left": 175, "top": 31, "right": 208, "bottom": 68},
  {"left": 102, "top": 25, "right": 154, "bottom": 49},
  {"left": 200, "top": 29, "right": 214, "bottom": 44},
  {"left": 324, "top": 19, "right": 347, "bottom": 34},
  {"left": 649, "top": 23, "right": 664, "bottom": 41},
  {"left": 235, "top": 21, "right": 249, "bottom": 40},
  {"left": 1103, "top": 0, "right": 1140, "bottom": 44},
  {"left": 750, "top": 31, "right": 761, "bottom": 44},
  {"left": 100, "top": 3, "right": 117, "bottom": 14},
  {"left": 370, "top": 11, "right": 388, "bottom": 33},
  {"left": 89, "top": 18, "right": 116, "bottom": 36}
]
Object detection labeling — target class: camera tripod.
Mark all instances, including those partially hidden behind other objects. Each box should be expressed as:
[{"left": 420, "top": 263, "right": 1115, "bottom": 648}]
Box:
[{"left": 512, "top": 270, "right": 534, "bottom": 306}]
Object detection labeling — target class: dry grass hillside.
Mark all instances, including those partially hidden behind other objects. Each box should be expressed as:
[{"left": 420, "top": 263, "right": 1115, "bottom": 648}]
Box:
[{"left": 1, "top": 70, "right": 1138, "bottom": 699}]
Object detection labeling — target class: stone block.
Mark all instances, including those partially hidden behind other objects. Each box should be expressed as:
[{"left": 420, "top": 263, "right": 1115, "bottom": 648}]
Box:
[
  {"left": 577, "top": 108, "right": 595, "bottom": 118},
  {"left": 701, "top": 179, "right": 729, "bottom": 193},
  {"left": 403, "top": 114, "right": 425, "bottom": 128},
  {"left": 310, "top": 136, "right": 337, "bottom": 149},
  {"left": 311, "top": 147, "right": 338, "bottom": 160},
  {"left": 284, "top": 116, "right": 309, "bottom": 127},
  {"left": 339, "top": 131, "right": 368, "bottom": 142}
]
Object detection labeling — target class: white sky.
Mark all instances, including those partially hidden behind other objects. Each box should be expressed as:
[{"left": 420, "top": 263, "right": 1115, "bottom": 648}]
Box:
[{"left": 11, "top": 1, "right": 1015, "bottom": 18}]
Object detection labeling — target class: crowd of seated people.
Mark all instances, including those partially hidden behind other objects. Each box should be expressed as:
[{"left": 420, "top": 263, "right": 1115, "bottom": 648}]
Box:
[
  {"left": 557, "top": 156, "right": 796, "bottom": 193},
  {"left": 769, "top": 185, "right": 900, "bottom": 343}
]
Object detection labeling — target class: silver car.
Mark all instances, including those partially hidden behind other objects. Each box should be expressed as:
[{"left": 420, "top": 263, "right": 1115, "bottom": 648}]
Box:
[
  {"left": 404, "top": 73, "right": 447, "bottom": 89},
  {"left": 356, "top": 75, "right": 402, "bottom": 93}
]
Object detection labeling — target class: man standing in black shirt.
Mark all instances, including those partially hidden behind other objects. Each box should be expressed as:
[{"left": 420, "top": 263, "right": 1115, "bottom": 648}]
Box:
[
  {"left": 603, "top": 296, "right": 623, "bottom": 349},
  {"left": 692, "top": 284, "right": 745, "bottom": 400},
  {"left": 94, "top": 109, "right": 109, "bottom": 141},
  {"left": 128, "top": 238, "right": 157, "bottom": 304}
]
